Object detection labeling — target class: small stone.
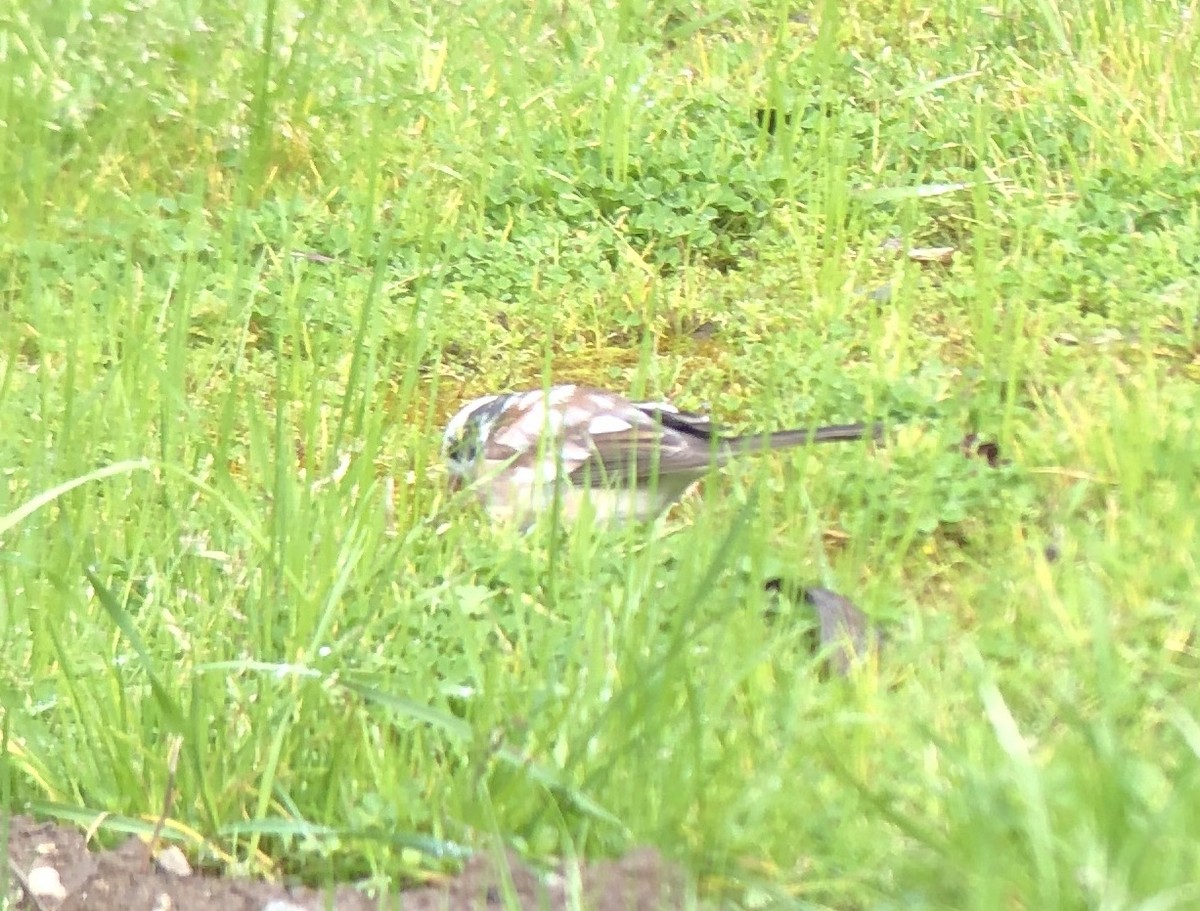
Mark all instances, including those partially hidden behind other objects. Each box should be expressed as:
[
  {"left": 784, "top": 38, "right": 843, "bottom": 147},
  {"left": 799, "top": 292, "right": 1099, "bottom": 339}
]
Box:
[
  {"left": 154, "top": 845, "right": 193, "bottom": 877},
  {"left": 803, "top": 587, "right": 884, "bottom": 677},
  {"left": 906, "top": 245, "right": 956, "bottom": 264},
  {"left": 27, "top": 865, "right": 68, "bottom": 901},
  {"left": 262, "top": 900, "right": 310, "bottom": 911},
  {"left": 152, "top": 892, "right": 173, "bottom": 911}
]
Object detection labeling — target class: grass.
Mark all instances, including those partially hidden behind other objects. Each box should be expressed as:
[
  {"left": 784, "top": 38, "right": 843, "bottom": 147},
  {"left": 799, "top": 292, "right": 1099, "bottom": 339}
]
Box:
[{"left": 2, "top": 0, "right": 1199, "bottom": 906}]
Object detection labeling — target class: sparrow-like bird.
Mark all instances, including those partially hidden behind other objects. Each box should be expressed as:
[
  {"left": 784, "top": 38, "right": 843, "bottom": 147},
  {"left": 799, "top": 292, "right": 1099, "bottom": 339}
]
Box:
[{"left": 441, "top": 384, "right": 880, "bottom": 526}]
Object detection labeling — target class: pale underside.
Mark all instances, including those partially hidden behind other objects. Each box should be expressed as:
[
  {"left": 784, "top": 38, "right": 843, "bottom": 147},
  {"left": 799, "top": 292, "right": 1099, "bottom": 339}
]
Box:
[{"left": 472, "top": 456, "right": 707, "bottom": 526}]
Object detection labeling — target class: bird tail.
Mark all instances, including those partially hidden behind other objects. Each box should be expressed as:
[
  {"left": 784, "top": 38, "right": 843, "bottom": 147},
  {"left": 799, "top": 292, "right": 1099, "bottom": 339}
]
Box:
[{"left": 726, "top": 422, "right": 883, "bottom": 455}]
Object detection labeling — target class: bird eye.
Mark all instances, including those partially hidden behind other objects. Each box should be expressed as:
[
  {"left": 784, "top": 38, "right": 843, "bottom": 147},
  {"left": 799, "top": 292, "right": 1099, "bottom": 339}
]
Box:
[{"left": 444, "top": 428, "right": 479, "bottom": 464}]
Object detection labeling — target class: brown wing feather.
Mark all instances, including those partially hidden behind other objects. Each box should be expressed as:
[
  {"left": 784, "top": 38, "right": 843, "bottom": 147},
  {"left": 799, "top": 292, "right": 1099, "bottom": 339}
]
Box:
[
  {"left": 567, "top": 424, "right": 715, "bottom": 486},
  {"left": 571, "top": 419, "right": 881, "bottom": 485}
]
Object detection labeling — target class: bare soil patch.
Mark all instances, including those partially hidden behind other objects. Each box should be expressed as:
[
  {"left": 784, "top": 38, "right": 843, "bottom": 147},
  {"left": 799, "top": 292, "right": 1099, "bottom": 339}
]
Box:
[{"left": 4, "top": 815, "right": 683, "bottom": 910}]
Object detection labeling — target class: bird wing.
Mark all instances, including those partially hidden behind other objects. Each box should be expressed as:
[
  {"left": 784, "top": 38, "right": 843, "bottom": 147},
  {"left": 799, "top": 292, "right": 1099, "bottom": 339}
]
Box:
[
  {"left": 479, "top": 386, "right": 717, "bottom": 486},
  {"left": 561, "top": 392, "right": 720, "bottom": 485},
  {"left": 631, "top": 400, "right": 724, "bottom": 438}
]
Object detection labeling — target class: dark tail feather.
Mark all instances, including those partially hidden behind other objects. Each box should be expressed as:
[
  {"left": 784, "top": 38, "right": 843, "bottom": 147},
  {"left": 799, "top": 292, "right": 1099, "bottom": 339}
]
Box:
[{"left": 728, "top": 421, "right": 884, "bottom": 454}]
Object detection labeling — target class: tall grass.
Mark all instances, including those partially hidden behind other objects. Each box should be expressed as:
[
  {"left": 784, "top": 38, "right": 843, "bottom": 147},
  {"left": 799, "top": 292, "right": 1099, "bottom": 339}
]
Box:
[{"left": 2, "top": 0, "right": 1198, "bottom": 905}]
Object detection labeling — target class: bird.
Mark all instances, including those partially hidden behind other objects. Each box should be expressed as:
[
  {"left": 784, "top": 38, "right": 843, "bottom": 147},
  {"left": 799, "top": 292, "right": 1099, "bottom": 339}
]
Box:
[{"left": 441, "top": 384, "right": 881, "bottom": 527}]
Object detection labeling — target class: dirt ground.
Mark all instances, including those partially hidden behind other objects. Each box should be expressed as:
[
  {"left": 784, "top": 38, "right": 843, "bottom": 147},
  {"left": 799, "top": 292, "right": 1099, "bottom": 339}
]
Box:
[{"left": 4, "top": 815, "right": 684, "bottom": 911}]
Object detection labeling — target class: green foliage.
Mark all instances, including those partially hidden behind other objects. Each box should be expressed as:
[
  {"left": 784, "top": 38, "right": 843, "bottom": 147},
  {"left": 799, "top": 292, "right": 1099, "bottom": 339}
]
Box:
[
  {"left": 1009, "top": 164, "right": 1200, "bottom": 316},
  {"left": 2, "top": 0, "right": 1199, "bottom": 907}
]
